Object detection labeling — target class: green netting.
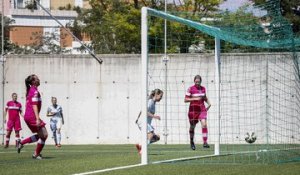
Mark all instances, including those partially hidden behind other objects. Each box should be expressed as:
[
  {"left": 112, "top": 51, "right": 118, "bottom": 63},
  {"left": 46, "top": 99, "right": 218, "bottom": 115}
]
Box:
[
  {"left": 147, "top": 0, "right": 300, "bottom": 49},
  {"left": 144, "top": 0, "right": 300, "bottom": 165}
]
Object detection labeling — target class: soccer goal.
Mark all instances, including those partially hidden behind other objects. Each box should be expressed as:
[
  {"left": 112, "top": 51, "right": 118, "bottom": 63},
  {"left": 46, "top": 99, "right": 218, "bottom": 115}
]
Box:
[{"left": 140, "top": 1, "right": 300, "bottom": 165}]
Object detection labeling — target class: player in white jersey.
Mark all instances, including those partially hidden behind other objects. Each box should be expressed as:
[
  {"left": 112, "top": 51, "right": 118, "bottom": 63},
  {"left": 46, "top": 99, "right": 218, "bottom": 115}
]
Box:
[
  {"left": 47, "top": 97, "right": 64, "bottom": 148},
  {"left": 135, "top": 89, "right": 163, "bottom": 155},
  {"left": 146, "top": 89, "right": 163, "bottom": 143}
]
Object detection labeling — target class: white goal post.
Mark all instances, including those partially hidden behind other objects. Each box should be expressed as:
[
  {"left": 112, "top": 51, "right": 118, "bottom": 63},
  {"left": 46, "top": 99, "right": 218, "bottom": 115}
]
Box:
[
  {"left": 141, "top": 7, "right": 221, "bottom": 165},
  {"left": 141, "top": 6, "right": 300, "bottom": 165}
]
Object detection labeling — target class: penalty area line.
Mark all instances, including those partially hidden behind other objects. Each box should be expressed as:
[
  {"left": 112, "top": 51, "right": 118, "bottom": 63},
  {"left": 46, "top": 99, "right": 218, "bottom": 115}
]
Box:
[{"left": 72, "top": 163, "right": 145, "bottom": 175}]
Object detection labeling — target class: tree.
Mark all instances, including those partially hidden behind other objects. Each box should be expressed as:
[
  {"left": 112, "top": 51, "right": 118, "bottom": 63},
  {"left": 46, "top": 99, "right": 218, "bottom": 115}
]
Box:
[
  {"left": 75, "top": 0, "right": 222, "bottom": 54},
  {"left": 251, "top": 0, "right": 300, "bottom": 35},
  {"left": 0, "top": 15, "right": 17, "bottom": 54},
  {"left": 75, "top": 0, "right": 141, "bottom": 54},
  {"left": 183, "top": 0, "right": 221, "bottom": 15}
]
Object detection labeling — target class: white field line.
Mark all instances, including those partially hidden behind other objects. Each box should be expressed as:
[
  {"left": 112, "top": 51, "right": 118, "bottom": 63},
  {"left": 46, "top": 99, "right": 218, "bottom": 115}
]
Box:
[
  {"left": 152, "top": 147, "right": 300, "bottom": 164},
  {"left": 72, "top": 146, "right": 300, "bottom": 174},
  {"left": 72, "top": 164, "right": 145, "bottom": 175},
  {"left": 152, "top": 154, "right": 220, "bottom": 164},
  {"left": 0, "top": 151, "right": 27, "bottom": 154}
]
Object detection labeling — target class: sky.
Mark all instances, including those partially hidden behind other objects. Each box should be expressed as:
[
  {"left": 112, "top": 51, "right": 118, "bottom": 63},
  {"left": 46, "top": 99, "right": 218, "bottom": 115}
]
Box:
[{"left": 218, "top": 0, "right": 250, "bottom": 12}]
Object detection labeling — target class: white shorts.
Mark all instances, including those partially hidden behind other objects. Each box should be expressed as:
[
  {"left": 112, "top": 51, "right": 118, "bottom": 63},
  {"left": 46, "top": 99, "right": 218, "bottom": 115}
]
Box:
[
  {"left": 147, "top": 124, "right": 154, "bottom": 133},
  {"left": 50, "top": 117, "right": 62, "bottom": 131}
]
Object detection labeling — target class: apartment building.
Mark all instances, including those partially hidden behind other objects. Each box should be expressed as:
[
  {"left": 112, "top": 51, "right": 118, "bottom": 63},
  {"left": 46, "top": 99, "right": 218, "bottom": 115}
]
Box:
[
  {"left": 3, "top": 0, "right": 91, "bottom": 54},
  {"left": 51, "top": 0, "right": 91, "bottom": 9}
]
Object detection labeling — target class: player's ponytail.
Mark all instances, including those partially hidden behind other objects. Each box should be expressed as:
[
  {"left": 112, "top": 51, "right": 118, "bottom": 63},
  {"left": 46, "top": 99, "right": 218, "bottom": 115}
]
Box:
[
  {"left": 149, "top": 90, "right": 155, "bottom": 99},
  {"left": 25, "top": 74, "right": 34, "bottom": 97}
]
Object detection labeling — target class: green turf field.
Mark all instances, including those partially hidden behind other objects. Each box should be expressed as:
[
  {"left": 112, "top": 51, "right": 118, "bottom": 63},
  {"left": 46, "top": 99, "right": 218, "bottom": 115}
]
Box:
[{"left": 0, "top": 144, "right": 299, "bottom": 175}]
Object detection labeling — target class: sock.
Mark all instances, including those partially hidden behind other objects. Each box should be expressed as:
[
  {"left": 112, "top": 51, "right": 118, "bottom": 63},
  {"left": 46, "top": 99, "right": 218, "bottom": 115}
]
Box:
[
  {"left": 5, "top": 135, "right": 10, "bottom": 146},
  {"left": 15, "top": 133, "right": 20, "bottom": 146},
  {"left": 35, "top": 138, "right": 46, "bottom": 156},
  {"left": 21, "top": 134, "right": 39, "bottom": 145},
  {"left": 57, "top": 133, "right": 61, "bottom": 145},
  {"left": 202, "top": 128, "right": 208, "bottom": 144},
  {"left": 189, "top": 127, "right": 195, "bottom": 143},
  {"left": 53, "top": 131, "right": 57, "bottom": 145}
]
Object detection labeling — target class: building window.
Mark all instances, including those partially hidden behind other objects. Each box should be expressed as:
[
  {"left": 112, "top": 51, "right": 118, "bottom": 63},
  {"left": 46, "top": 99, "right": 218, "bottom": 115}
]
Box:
[
  {"left": 16, "top": 0, "right": 24, "bottom": 9},
  {"left": 15, "top": 0, "right": 40, "bottom": 10}
]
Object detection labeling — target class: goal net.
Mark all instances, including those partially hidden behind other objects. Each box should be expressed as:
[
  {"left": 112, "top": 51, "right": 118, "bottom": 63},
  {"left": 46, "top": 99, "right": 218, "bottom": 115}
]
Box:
[{"left": 141, "top": 0, "right": 300, "bottom": 165}]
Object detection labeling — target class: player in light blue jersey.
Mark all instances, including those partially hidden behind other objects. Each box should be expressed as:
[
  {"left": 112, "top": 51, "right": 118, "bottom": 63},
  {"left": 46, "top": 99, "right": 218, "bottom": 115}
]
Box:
[
  {"left": 47, "top": 97, "right": 64, "bottom": 148},
  {"left": 136, "top": 89, "right": 163, "bottom": 154},
  {"left": 147, "top": 89, "right": 163, "bottom": 143}
]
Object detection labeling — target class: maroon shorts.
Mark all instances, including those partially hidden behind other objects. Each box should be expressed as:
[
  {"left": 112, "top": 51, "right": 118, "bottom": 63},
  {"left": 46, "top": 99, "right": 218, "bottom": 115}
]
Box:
[
  {"left": 188, "top": 111, "right": 207, "bottom": 124},
  {"left": 6, "top": 119, "right": 22, "bottom": 131},
  {"left": 25, "top": 119, "right": 46, "bottom": 133}
]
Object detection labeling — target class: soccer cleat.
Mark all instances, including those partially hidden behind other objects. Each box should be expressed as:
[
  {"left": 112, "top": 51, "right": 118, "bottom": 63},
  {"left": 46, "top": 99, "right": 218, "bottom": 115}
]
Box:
[
  {"left": 203, "top": 143, "right": 210, "bottom": 148},
  {"left": 190, "top": 141, "right": 196, "bottom": 150},
  {"left": 4, "top": 145, "right": 9, "bottom": 149},
  {"left": 32, "top": 154, "right": 43, "bottom": 160},
  {"left": 57, "top": 144, "right": 61, "bottom": 148},
  {"left": 135, "top": 144, "right": 142, "bottom": 155},
  {"left": 17, "top": 140, "right": 23, "bottom": 153}
]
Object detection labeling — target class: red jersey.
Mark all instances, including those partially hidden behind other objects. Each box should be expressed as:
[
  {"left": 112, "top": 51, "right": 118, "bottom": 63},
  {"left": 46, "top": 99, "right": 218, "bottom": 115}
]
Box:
[
  {"left": 6, "top": 101, "right": 22, "bottom": 120},
  {"left": 185, "top": 85, "right": 207, "bottom": 112},
  {"left": 24, "top": 86, "right": 42, "bottom": 122}
]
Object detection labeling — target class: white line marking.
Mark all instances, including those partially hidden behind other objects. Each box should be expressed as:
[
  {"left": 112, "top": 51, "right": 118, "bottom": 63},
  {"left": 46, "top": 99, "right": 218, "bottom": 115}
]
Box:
[
  {"left": 151, "top": 147, "right": 300, "bottom": 164},
  {"left": 0, "top": 151, "right": 27, "bottom": 154},
  {"left": 71, "top": 147, "right": 300, "bottom": 174},
  {"left": 152, "top": 154, "right": 219, "bottom": 164},
  {"left": 73, "top": 164, "right": 145, "bottom": 175}
]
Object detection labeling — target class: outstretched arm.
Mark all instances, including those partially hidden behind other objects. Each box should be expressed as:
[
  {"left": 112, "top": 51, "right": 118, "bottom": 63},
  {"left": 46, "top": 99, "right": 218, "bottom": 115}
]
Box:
[
  {"left": 4, "top": 104, "right": 8, "bottom": 123},
  {"left": 147, "top": 112, "right": 161, "bottom": 120},
  {"left": 61, "top": 112, "right": 64, "bottom": 125},
  {"left": 33, "top": 105, "right": 41, "bottom": 127},
  {"left": 19, "top": 110, "right": 24, "bottom": 118},
  {"left": 4, "top": 109, "right": 7, "bottom": 123},
  {"left": 46, "top": 108, "right": 55, "bottom": 117},
  {"left": 205, "top": 97, "right": 212, "bottom": 111}
]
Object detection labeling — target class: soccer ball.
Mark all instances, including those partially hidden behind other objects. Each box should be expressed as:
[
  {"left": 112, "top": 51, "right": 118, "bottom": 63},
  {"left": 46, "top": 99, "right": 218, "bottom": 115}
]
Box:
[{"left": 245, "top": 132, "right": 257, "bottom": 144}]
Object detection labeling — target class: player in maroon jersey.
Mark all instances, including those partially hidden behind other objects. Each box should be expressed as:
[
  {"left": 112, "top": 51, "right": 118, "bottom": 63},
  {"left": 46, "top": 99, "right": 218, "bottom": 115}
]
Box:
[
  {"left": 17, "top": 74, "right": 48, "bottom": 160},
  {"left": 4, "top": 93, "right": 23, "bottom": 148},
  {"left": 185, "top": 75, "right": 211, "bottom": 150}
]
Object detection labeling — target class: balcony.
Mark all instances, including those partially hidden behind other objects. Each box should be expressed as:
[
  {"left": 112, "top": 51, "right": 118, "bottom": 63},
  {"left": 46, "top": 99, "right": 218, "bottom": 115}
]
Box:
[{"left": 11, "top": 8, "right": 77, "bottom": 18}]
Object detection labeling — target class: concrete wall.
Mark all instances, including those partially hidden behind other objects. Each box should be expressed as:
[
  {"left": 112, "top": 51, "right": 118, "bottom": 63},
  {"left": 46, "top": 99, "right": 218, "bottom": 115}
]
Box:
[{"left": 0, "top": 53, "right": 299, "bottom": 145}]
